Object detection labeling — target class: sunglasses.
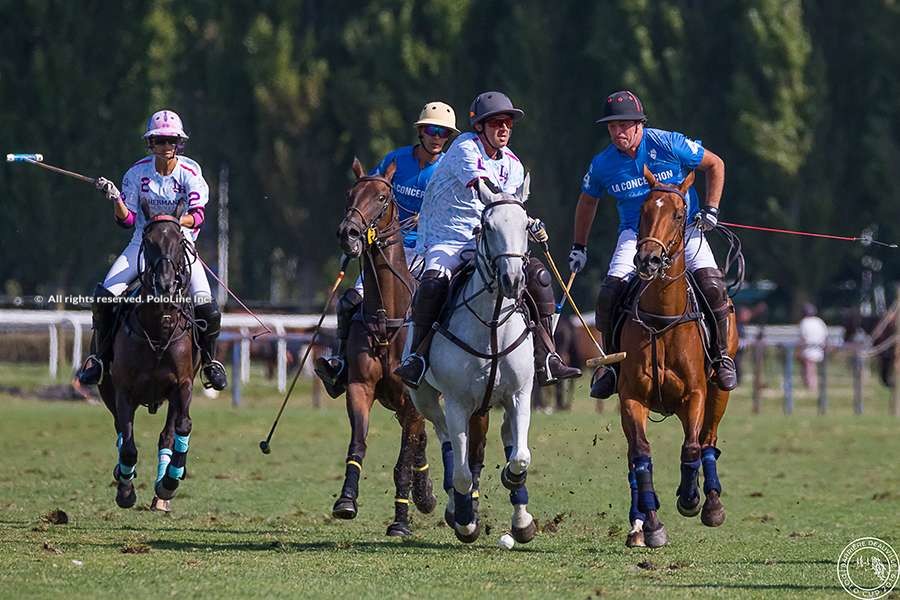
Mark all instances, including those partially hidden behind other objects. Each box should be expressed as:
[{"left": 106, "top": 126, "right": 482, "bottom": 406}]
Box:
[
  {"left": 485, "top": 117, "right": 513, "bottom": 130},
  {"left": 421, "top": 124, "right": 451, "bottom": 138},
  {"left": 150, "top": 136, "right": 179, "bottom": 146}
]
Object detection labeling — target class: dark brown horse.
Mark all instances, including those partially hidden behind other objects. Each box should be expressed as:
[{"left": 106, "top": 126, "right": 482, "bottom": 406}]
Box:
[
  {"left": 98, "top": 199, "right": 200, "bottom": 512},
  {"left": 617, "top": 167, "right": 738, "bottom": 548},
  {"left": 330, "top": 158, "right": 436, "bottom": 536}
]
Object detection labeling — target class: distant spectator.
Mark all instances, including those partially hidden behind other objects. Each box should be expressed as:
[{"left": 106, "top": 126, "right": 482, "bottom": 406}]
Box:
[{"left": 799, "top": 303, "right": 828, "bottom": 393}]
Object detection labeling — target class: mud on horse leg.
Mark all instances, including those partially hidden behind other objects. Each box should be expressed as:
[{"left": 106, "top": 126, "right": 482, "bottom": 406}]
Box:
[{"left": 409, "top": 415, "right": 437, "bottom": 515}]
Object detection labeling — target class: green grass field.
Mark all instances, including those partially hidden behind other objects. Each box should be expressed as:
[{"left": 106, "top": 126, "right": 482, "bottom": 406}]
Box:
[{"left": 0, "top": 361, "right": 898, "bottom": 599}]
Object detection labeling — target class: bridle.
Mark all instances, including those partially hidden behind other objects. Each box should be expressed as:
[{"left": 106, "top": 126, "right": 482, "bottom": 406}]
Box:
[
  {"left": 474, "top": 199, "right": 529, "bottom": 293},
  {"left": 635, "top": 184, "right": 688, "bottom": 281},
  {"left": 139, "top": 214, "right": 193, "bottom": 299}
]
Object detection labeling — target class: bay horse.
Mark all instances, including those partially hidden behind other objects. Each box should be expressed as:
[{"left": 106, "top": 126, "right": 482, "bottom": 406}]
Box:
[
  {"left": 331, "top": 158, "right": 437, "bottom": 536},
  {"left": 97, "top": 199, "right": 200, "bottom": 512},
  {"left": 617, "top": 166, "right": 738, "bottom": 548},
  {"left": 409, "top": 185, "right": 537, "bottom": 545}
]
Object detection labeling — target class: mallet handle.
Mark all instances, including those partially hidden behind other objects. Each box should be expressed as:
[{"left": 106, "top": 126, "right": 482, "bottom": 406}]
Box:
[{"left": 26, "top": 158, "right": 95, "bottom": 184}]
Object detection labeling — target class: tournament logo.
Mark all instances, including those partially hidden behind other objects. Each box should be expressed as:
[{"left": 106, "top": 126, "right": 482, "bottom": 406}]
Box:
[{"left": 837, "top": 537, "right": 899, "bottom": 599}]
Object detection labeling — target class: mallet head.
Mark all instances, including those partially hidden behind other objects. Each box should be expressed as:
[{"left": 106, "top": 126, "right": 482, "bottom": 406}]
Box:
[
  {"left": 7, "top": 153, "right": 44, "bottom": 162},
  {"left": 259, "top": 440, "right": 271, "bottom": 454}
]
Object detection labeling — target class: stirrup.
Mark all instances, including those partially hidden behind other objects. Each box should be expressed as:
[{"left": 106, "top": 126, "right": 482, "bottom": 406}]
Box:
[
  {"left": 314, "top": 355, "right": 346, "bottom": 387},
  {"left": 589, "top": 365, "right": 617, "bottom": 399},
  {"left": 394, "top": 354, "right": 427, "bottom": 389},
  {"left": 77, "top": 354, "right": 105, "bottom": 385},
  {"left": 201, "top": 360, "right": 228, "bottom": 391}
]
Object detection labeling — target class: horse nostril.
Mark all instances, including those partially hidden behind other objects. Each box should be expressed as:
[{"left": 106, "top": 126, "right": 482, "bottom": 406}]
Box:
[
  {"left": 348, "top": 227, "right": 360, "bottom": 239},
  {"left": 649, "top": 256, "right": 662, "bottom": 267}
]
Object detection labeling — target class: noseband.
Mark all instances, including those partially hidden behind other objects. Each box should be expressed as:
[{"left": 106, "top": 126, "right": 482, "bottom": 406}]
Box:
[
  {"left": 635, "top": 184, "right": 687, "bottom": 280},
  {"left": 343, "top": 175, "right": 396, "bottom": 245}
]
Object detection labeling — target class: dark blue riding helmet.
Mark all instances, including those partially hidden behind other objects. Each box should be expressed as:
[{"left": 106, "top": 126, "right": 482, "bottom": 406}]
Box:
[
  {"left": 595, "top": 90, "right": 647, "bottom": 123},
  {"left": 468, "top": 91, "right": 525, "bottom": 127}
]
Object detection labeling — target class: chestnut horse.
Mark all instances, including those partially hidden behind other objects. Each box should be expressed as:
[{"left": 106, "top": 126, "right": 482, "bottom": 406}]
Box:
[
  {"left": 617, "top": 167, "right": 738, "bottom": 548},
  {"left": 331, "top": 158, "right": 436, "bottom": 536}
]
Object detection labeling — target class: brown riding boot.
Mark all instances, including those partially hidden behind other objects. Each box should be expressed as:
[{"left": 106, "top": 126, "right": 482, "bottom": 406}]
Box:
[
  {"left": 694, "top": 268, "right": 737, "bottom": 391},
  {"left": 589, "top": 276, "right": 627, "bottom": 399},
  {"left": 394, "top": 271, "right": 448, "bottom": 389},
  {"left": 525, "top": 257, "right": 581, "bottom": 386}
]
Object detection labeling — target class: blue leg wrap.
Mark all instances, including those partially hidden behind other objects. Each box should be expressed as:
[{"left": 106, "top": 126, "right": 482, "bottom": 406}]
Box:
[
  {"left": 634, "top": 456, "right": 660, "bottom": 513},
  {"left": 118, "top": 462, "right": 135, "bottom": 479},
  {"left": 157, "top": 448, "right": 173, "bottom": 483},
  {"left": 441, "top": 442, "right": 453, "bottom": 492},
  {"left": 165, "top": 434, "right": 190, "bottom": 480},
  {"left": 702, "top": 447, "right": 722, "bottom": 495},
  {"left": 504, "top": 444, "right": 528, "bottom": 504},
  {"left": 677, "top": 458, "right": 702, "bottom": 503},
  {"left": 174, "top": 433, "right": 190, "bottom": 454},
  {"left": 453, "top": 490, "right": 474, "bottom": 526},
  {"left": 504, "top": 445, "right": 513, "bottom": 460},
  {"left": 628, "top": 470, "right": 646, "bottom": 523}
]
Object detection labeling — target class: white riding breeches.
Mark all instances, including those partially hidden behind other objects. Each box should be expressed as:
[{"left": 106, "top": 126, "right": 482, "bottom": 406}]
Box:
[
  {"left": 607, "top": 225, "right": 719, "bottom": 279},
  {"left": 353, "top": 246, "right": 423, "bottom": 294},
  {"left": 420, "top": 240, "right": 475, "bottom": 279},
  {"left": 102, "top": 239, "right": 212, "bottom": 304}
]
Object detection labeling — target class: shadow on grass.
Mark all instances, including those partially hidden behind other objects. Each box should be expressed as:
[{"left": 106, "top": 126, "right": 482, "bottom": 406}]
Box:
[
  {"left": 147, "top": 539, "right": 555, "bottom": 554},
  {"left": 658, "top": 583, "right": 844, "bottom": 592}
]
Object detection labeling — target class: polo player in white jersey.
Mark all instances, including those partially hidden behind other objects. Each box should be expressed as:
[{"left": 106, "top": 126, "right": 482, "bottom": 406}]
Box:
[{"left": 394, "top": 91, "right": 581, "bottom": 388}]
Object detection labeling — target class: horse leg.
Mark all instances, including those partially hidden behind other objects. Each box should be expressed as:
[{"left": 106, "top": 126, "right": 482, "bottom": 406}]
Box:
[
  {"left": 409, "top": 381, "right": 454, "bottom": 524},
  {"left": 445, "top": 399, "right": 480, "bottom": 543},
  {"left": 468, "top": 411, "right": 488, "bottom": 519},
  {"left": 113, "top": 391, "right": 138, "bottom": 509},
  {"left": 409, "top": 407, "right": 437, "bottom": 515},
  {"left": 386, "top": 403, "right": 419, "bottom": 537},
  {"left": 620, "top": 396, "right": 666, "bottom": 548},
  {"left": 675, "top": 391, "right": 704, "bottom": 518},
  {"left": 150, "top": 401, "right": 178, "bottom": 512},
  {"left": 501, "top": 400, "right": 536, "bottom": 544},
  {"left": 155, "top": 380, "right": 192, "bottom": 502},
  {"left": 332, "top": 379, "right": 376, "bottom": 520},
  {"left": 699, "top": 384, "right": 729, "bottom": 527}
]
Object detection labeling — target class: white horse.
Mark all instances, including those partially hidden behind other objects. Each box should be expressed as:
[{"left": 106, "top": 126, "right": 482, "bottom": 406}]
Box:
[{"left": 408, "top": 186, "right": 537, "bottom": 544}]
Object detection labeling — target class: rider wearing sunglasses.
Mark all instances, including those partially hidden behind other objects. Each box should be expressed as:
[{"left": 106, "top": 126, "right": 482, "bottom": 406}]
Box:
[
  {"left": 568, "top": 90, "right": 735, "bottom": 399},
  {"left": 314, "top": 101, "right": 459, "bottom": 397},
  {"left": 394, "top": 91, "right": 581, "bottom": 388},
  {"left": 77, "top": 109, "right": 227, "bottom": 391}
]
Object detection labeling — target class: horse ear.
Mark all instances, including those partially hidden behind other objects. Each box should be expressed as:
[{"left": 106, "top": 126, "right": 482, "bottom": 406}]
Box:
[
  {"left": 140, "top": 197, "right": 151, "bottom": 220},
  {"left": 351, "top": 157, "right": 365, "bottom": 179},
  {"left": 174, "top": 199, "right": 187, "bottom": 219},
  {"left": 384, "top": 160, "right": 397, "bottom": 182},
  {"left": 643, "top": 164, "right": 658, "bottom": 187},
  {"left": 516, "top": 172, "right": 531, "bottom": 203},
  {"left": 680, "top": 170, "right": 695, "bottom": 194}
]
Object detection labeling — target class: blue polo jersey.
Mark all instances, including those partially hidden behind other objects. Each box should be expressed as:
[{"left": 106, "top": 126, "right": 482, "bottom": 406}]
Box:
[
  {"left": 371, "top": 145, "right": 443, "bottom": 248},
  {"left": 581, "top": 128, "right": 705, "bottom": 233}
]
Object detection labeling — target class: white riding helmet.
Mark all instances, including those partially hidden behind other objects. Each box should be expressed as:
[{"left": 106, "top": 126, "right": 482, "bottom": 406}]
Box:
[
  {"left": 414, "top": 101, "right": 459, "bottom": 133},
  {"left": 143, "top": 109, "right": 189, "bottom": 139}
]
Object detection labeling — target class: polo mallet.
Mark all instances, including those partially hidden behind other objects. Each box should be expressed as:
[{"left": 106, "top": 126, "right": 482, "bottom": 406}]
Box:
[
  {"left": 259, "top": 255, "right": 351, "bottom": 455},
  {"left": 541, "top": 242, "right": 626, "bottom": 368},
  {"left": 6, "top": 154, "right": 96, "bottom": 184},
  {"left": 550, "top": 272, "right": 576, "bottom": 335}
]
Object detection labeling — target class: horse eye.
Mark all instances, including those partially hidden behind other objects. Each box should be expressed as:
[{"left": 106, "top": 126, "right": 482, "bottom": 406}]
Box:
[{"left": 379, "top": 195, "right": 386, "bottom": 201}]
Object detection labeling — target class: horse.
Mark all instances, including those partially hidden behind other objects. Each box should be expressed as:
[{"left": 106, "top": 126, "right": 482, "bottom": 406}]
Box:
[
  {"left": 97, "top": 199, "right": 201, "bottom": 512},
  {"left": 330, "top": 158, "right": 437, "bottom": 536},
  {"left": 408, "top": 184, "right": 538, "bottom": 544},
  {"left": 616, "top": 166, "right": 738, "bottom": 548}
]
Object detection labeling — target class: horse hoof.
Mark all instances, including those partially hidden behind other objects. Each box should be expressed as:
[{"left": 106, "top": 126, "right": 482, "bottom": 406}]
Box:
[
  {"left": 500, "top": 465, "right": 526, "bottom": 491},
  {"left": 454, "top": 520, "right": 481, "bottom": 544},
  {"left": 511, "top": 518, "right": 537, "bottom": 544},
  {"left": 150, "top": 496, "right": 171, "bottom": 512},
  {"left": 116, "top": 484, "right": 137, "bottom": 509},
  {"left": 444, "top": 508, "right": 455, "bottom": 528},
  {"left": 701, "top": 491, "right": 726, "bottom": 527},
  {"left": 332, "top": 497, "right": 358, "bottom": 520},
  {"left": 643, "top": 522, "right": 668, "bottom": 548},
  {"left": 625, "top": 531, "right": 646, "bottom": 548},
  {"left": 415, "top": 493, "right": 437, "bottom": 515},
  {"left": 154, "top": 481, "right": 177, "bottom": 501},
  {"left": 386, "top": 521, "right": 412, "bottom": 537},
  {"left": 676, "top": 494, "right": 702, "bottom": 517}
]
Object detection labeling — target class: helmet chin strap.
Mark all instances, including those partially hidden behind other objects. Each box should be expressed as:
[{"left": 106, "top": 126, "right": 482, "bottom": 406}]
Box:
[
  {"left": 476, "top": 127, "right": 502, "bottom": 158},
  {"left": 417, "top": 135, "right": 442, "bottom": 156}
]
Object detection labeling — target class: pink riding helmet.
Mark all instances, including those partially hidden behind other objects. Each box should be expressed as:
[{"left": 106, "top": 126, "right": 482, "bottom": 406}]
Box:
[{"left": 143, "top": 110, "right": 189, "bottom": 139}]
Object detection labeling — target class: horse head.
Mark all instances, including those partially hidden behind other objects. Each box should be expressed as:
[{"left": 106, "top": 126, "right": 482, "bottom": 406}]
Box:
[
  {"left": 337, "top": 157, "right": 397, "bottom": 257},
  {"left": 140, "top": 198, "right": 190, "bottom": 298},
  {"left": 476, "top": 182, "right": 529, "bottom": 300},
  {"left": 635, "top": 166, "right": 694, "bottom": 280}
]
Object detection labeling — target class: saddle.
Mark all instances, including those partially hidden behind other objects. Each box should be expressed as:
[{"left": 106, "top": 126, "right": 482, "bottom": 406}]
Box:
[{"left": 608, "top": 273, "right": 716, "bottom": 370}]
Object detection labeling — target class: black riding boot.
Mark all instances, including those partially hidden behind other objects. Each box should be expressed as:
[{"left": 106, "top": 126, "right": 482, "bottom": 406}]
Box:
[
  {"left": 314, "top": 288, "right": 363, "bottom": 398},
  {"left": 590, "top": 276, "right": 627, "bottom": 399},
  {"left": 525, "top": 258, "right": 581, "bottom": 386},
  {"left": 694, "top": 267, "right": 737, "bottom": 391},
  {"left": 394, "top": 270, "right": 448, "bottom": 389},
  {"left": 195, "top": 301, "right": 228, "bottom": 391},
  {"left": 78, "top": 285, "right": 117, "bottom": 385}
]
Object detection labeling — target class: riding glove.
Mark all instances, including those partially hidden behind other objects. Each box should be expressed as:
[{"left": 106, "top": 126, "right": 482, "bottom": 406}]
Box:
[
  {"left": 568, "top": 244, "right": 587, "bottom": 274},
  {"left": 695, "top": 206, "right": 719, "bottom": 232},
  {"left": 95, "top": 177, "right": 121, "bottom": 202},
  {"left": 528, "top": 218, "right": 549, "bottom": 243}
]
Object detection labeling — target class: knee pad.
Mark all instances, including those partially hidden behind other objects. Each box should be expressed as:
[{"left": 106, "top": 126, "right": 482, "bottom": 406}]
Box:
[
  {"left": 337, "top": 288, "right": 363, "bottom": 314},
  {"left": 418, "top": 271, "right": 449, "bottom": 302},
  {"left": 195, "top": 300, "right": 221, "bottom": 334},
  {"left": 525, "top": 258, "right": 554, "bottom": 316},
  {"left": 694, "top": 267, "right": 727, "bottom": 309},
  {"left": 595, "top": 276, "right": 627, "bottom": 324}
]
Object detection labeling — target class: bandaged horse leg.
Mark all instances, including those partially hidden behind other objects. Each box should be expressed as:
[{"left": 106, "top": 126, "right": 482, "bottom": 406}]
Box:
[
  {"left": 501, "top": 410, "right": 536, "bottom": 543},
  {"left": 150, "top": 402, "right": 178, "bottom": 512},
  {"left": 155, "top": 382, "right": 193, "bottom": 501},
  {"left": 700, "top": 446, "right": 726, "bottom": 527},
  {"left": 386, "top": 404, "right": 429, "bottom": 536},
  {"left": 525, "top": 258, "right": 581, "bottom": 386},
  {"left": 113, "top": 395, "right": 138, "bottom": 509},
  {"left": 676, "top": 446, "right": 702, "bottom": 517},
  {"left": 590, "top": 276, "right": 628, "bottom": 399},
  {"left": 410, "top": 418, "right": 436, "bottom": 515},
  {"left": 314, "top": 288, "right": 363, "bottom": 398},
  {"left": 394, "top": 270, "right": 448, "bottom": 388},
  {"left": 620, "top": 396, "right": 666, "bottom": 547},
  {"left": 333, "top": 378, "right": 376, "bottom": 520},
  {"left": 445, "top": 400, "right": 480, "bottom": 542}
]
